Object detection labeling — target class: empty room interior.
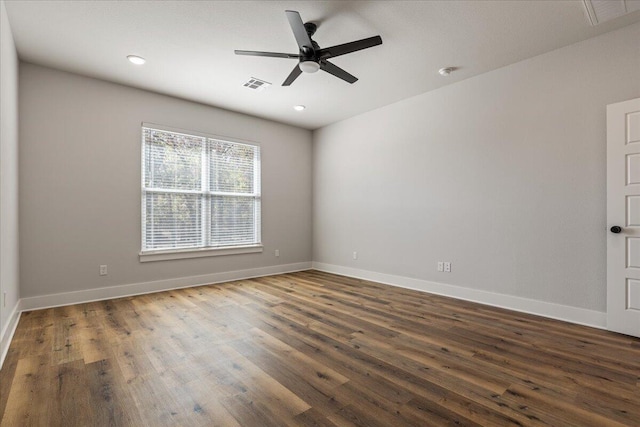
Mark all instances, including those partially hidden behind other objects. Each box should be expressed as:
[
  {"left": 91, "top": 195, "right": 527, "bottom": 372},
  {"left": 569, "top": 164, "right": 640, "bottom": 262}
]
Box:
[{"left": 1, "top": 0, "right": 640, "bottom": 425}]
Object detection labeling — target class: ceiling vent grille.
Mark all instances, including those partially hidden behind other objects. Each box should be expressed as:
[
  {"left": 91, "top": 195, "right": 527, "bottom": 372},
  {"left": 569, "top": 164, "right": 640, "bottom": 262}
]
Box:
[
  {"left": 243, "top": 77, "right": 272, "bottom": 91},
  {"left": 582, "top": 0, "right": 640, "bottom": 25}
]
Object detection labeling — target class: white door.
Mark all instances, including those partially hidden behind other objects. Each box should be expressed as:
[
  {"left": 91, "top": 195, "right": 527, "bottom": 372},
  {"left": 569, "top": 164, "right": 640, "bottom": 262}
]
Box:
[{"left": 607, "top": 97, "right": 640, "bottom": 337}]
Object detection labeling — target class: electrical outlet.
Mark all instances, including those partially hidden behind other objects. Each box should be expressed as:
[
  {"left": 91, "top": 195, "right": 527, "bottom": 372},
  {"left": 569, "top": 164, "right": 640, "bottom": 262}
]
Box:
[
  {"left": 99, "top": 265, "right": 108, "bottom": 276},
  {"left": 275, "top": 249, "right": 280, "bottom": 257},
  {"left": 353, "top": 251, "right": 358, "bottom": 260},
  {"left": 444, "top": 262, "right": 451, "bottom": 272},
  {"left": 437, "top": 262, "right": 444, "bottom": 272}
]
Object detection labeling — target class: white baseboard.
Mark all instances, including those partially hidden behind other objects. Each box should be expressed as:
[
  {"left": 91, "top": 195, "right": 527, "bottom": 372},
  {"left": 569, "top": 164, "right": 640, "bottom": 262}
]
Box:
[
  {"left": 20, "top": 262, "right": 312, "bottom": 312},
  {"left": 0, "top": 301, "right": 22, "bottom": 370},
  {"left": 312, "top": 262, "right": 607, "bottom": 330}
]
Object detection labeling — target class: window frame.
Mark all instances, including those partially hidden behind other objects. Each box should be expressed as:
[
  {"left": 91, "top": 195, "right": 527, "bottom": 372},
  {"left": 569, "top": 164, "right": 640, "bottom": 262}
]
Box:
[{"left": 139, "top": 123, "right": 262, "bottom": 262}]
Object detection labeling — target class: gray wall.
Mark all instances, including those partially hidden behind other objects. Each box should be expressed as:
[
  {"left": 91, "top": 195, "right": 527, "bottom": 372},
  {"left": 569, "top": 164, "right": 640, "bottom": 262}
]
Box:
[
  {"left": 313, "top": 22, "right": 640, "bottom": 312},
  {"left": 0, "top": 0, "right": 20, "bottom": 336},
  {"left": 19, "top": 63, "right": 312, "bottom": 298}
]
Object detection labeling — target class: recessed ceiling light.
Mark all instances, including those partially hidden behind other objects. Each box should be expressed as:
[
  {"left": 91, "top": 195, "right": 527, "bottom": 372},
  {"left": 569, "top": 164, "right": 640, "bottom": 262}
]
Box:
[
  {"left": 293, "top": 105, "right": 306, "bottom": 111},
  {"left": 127, "top": 55, "right": 146, "bottom": 65},
  {"left": 438, "top": 67, "right": 455, "bottom": 76}
]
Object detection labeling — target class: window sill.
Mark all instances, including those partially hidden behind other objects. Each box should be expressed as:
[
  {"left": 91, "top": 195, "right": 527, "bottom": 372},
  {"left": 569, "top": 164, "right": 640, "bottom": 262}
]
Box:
[{"left": 139, "top": 245, "right": 263, "bottom": 262}]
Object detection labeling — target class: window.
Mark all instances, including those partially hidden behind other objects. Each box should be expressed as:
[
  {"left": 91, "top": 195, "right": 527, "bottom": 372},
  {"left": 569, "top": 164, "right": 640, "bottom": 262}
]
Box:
[{"left": 140, "top": 124, "right": 261, "bottom": 261}]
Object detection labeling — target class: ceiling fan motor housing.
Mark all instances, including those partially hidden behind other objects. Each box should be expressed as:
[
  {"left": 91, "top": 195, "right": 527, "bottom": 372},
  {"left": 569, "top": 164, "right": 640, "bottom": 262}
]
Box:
[{"left": 300, "top": 40, "right": 320, "bottom": 61}]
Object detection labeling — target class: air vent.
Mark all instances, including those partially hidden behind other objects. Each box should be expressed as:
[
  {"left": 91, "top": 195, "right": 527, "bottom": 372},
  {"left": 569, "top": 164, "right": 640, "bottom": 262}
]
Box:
[
  {"left": 243, "top": 77, "right": 272, "bottom": 91},
  {"left": 583, "top": 0, "right": 640, "bottom": 25}
]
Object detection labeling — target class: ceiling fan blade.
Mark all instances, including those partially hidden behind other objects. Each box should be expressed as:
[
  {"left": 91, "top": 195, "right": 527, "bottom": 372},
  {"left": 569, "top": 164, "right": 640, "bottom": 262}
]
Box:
[
  {"left": 318, "top": 35, "right": 382, "bottom": 59},
  {"left": 234, "top": 50, "right": 299, "bottom": 59},
  {"left": 320, "top": 61, "right": 358, "bottom": 84},
  {"left": 282, "top": 64, "right": 303, "bottom": 86},
  {"left": 285, "top": 10, "right": 313, "bottom": 51}
]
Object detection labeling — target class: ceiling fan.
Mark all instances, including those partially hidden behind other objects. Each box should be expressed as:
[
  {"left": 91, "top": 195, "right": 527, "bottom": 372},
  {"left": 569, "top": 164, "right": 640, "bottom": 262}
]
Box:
[{"left": 235, "top": 10, "right": 383, "bottom": 86}]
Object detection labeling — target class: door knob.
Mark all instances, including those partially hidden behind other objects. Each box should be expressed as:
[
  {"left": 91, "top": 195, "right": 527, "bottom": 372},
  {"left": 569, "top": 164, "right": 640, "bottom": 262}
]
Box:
[{"left": 610, "top": 226, "right": 623, "bottom": 233}]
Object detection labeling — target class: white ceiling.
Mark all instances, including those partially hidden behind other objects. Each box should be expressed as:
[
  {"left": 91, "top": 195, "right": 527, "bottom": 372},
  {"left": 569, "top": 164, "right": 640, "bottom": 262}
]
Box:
[{"left": 5, "top": 0, "right": 640, "bottom": 130}]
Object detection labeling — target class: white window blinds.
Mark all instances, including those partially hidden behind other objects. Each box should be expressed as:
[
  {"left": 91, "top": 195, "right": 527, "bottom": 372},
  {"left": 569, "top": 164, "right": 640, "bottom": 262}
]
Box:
[{"left": 142, "top": 126, "right": 261, "bottom": 252}]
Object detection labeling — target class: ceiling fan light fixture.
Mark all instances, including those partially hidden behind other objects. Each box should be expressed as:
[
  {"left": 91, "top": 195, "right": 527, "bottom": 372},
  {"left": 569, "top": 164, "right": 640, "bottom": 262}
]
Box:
[{"left": 299, "top": 60, "right": 320, "bottom": 73}]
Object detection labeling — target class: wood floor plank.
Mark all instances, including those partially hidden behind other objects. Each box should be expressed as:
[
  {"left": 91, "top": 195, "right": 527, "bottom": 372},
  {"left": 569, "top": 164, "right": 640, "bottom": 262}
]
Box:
[
  {"left": 220, "top": 390, "right": 299, "bottom": 427},
  {"left": 85, "top": 358, "right": 146, "bottom": 427},
  {"left": 1, "top": 270, "right": 639, "bottom": 426},
  {"left": 214, "top": 344, "right": 312, "bottom": 419},
  {"left": 229, "top": 338, "right": 350, "bottom": 416},
  {"left": 55, "top": 359, "right": 95, "bottom": 426},
  {"left": 16, "top": 311, "right": 55, "bottom": 359},
  {"left": 77, "top": 324, "right": 114, "bottom": 365},
  {"left": 243, "top": 327, "right": 350, "bottom": 389},
  {"left": 293, "top": 407, "right": 341, "bottom": 427},
  {"left": 0, "top": 356, "right": 16, "bottom": 420},
  {"left": 1, "top": 354, "right": 54, "bottom": 426},
  {"left": 178, "top": 378, "right": 244, "bottom": 427}
]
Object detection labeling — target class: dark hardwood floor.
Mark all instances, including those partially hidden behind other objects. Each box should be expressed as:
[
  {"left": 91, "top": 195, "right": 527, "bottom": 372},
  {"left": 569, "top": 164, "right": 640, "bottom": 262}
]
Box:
[{"left": 1, "top": 270, "right": 639, "bottom": 426}]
